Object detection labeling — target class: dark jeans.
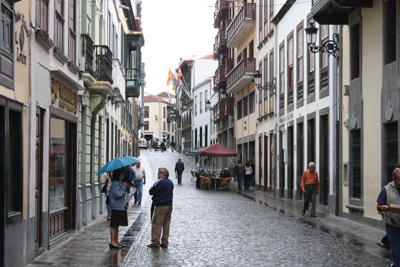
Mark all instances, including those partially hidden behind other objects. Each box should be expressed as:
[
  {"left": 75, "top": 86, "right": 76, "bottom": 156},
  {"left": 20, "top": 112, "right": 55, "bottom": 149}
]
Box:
[
  {"left": 177, "top": 171, "right": 183, "bottom": 184},
  {"left": 303, "top": 184, "right": 318, "bottom": 215},
  {"left": 244, "top": 174, "right": 252, "bottom": 190},
  {"left": 386, "top": 224, "right": 400, "bottom": 267}
]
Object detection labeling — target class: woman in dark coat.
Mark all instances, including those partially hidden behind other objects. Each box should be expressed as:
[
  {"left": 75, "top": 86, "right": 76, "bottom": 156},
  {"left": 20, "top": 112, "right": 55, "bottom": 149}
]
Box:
[{"left": 109, "top": 168, "right": 128, "bottom": 249}]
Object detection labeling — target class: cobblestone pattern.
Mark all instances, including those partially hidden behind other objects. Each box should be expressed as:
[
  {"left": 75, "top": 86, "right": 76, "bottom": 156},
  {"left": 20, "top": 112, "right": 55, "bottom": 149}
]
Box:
[{"left": 122, "top": 150, "right": 391, "bottom": 267}]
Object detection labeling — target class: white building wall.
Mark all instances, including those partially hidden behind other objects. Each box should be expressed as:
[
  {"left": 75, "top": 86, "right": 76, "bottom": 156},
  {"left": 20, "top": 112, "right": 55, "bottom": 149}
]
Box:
[{"left": 193, "top": 79, "right": 214, "bottom": 148}]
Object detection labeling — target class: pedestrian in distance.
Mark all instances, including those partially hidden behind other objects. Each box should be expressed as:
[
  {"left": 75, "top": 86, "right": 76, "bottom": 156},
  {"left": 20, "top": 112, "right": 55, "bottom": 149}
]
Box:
[
  {"left": 301, "top": 162, "right": 320, "bottom": 217},
  {"left": 170, "top": 141, "right": 175, "bottom": 153},
  {"left": 147, "top": 167, "right": 174, "bottom": 249},
  {"left": 160, "top": 142, "right": 165, "bottom": 153},
  {"left": 174, "top": 158, "right": 185, "bottom": 185},
  {"left": 244, "top": 161, "right": 253, "bottom": 191},
  {"left": 109, "top": 168, "right": 128, "bottom": 249},
  {"left": 132, "top": 161, "right": 146, "bottom": 205},
  {"left": 154, "top": 140, "right": 158, "bottom": 152},
  {"left": 376, "top": 168, "right": 400, "bottom": 267},
  {"left": 196, "top": 159, "right": 202, "bottom": 189},
  {"left": 234, "top": 161, "right": 245, "bottom": 191},
  {"left": 102, "top": 172, "right": 112, "bottom": 220},
  {"left": 250, "top": 160, "right": 256, "bottom": 187}
]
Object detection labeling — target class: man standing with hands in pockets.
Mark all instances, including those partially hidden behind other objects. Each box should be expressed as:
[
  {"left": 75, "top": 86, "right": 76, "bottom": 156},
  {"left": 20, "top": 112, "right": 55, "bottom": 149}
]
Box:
[{"left": 301, "top": 162, "right": 319, "bottom": 217}]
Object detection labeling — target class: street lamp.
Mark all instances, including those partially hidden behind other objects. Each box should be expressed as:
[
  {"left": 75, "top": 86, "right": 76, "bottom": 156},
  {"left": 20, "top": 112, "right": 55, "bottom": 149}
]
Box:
[
  {"left": 205, "top": 99, "right": 211, "bottom": 111},
  {"left": 253, "top": 71, "right": 276, "bottom": 94},
  {"left": 305, "top": 21, "right": 339, "bottom": 58}
]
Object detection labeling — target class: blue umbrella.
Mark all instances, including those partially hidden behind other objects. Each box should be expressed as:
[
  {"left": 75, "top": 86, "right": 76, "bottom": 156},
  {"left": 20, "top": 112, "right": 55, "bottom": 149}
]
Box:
[{"left": 97, "top": 156, "right": 140, "bottom": 175}]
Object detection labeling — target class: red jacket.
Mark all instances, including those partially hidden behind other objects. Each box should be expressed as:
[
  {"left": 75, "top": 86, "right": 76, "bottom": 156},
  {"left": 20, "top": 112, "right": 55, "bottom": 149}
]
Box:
[{"left": 300, "top": 169, "right": 320, "bottom": 192}]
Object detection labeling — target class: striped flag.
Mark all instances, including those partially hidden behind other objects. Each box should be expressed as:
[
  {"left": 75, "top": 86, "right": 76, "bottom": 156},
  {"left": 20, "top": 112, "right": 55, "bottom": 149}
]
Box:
[{"left": 167, "top": 69, "right": 174, "bottom": 85}]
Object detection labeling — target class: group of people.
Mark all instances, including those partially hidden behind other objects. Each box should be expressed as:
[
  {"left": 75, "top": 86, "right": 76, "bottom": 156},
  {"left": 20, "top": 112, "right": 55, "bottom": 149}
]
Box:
[
  {"left": 102, "top": 161, "right": 174, "bottom": 250},
  {"left": 151, "top": 140, "right": 176, "bottom": 152},
  {"left": 234, "top": 161, "right": 254, "bottom": 191}
]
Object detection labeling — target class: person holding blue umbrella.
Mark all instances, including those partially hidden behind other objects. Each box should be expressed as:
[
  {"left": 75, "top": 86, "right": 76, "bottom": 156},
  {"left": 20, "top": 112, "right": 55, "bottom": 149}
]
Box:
[{"left": 109, "top": 168, "right": 128, "bottom": 249}]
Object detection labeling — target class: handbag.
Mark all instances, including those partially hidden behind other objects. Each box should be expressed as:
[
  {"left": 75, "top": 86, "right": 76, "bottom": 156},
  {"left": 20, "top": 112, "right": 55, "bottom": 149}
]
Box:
[
  {"left": 105, "top": 196, "right": 110, "bottom": 205},
  {"left": 101, "top": 182, "right": 107, "bottom": 193}
]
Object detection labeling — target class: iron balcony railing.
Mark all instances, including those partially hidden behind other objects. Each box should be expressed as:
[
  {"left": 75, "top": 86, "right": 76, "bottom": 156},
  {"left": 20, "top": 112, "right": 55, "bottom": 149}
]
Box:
[
  {"left": 214, "top": 0, "right": 229, "bottom": 28},
  {"left": 94, "top": 45, "right": 113, "bottom": 84},
  {"left": 214, "top": 28, "right": 226, "bottom": 57},
  {"left": 226, "top": 58, "right": 255, "bottom": 89},
  {"left": 226, "top": 3, "right": 256, "bottom": 44},
  {"left": 214, "top": 64, "right": 226, "bottom": 87},
  {"left": 81, "top": 34, "right": 94, "bottom": 76}
]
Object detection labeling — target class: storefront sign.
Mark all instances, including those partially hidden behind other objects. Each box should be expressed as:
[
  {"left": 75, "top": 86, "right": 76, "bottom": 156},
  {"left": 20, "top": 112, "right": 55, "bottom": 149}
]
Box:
[{"left": 51, "top": 77, "right": 78, "bottom": 114}]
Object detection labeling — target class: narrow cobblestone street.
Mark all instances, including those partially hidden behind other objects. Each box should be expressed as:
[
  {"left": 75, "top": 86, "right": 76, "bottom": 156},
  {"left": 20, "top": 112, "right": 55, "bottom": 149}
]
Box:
[
  {"left": 122, "top": 150, "right": 391, "bottom": 267},
  {"left": 26, "top": 149, "right": 392, "bottom": 267}
]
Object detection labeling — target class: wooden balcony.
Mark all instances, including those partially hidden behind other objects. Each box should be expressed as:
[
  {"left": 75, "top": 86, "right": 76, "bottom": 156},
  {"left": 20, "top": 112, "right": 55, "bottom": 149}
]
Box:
[
  {"left": 226, "top": 58, "right": 255, "bottom": 94},
  {"left": 125, "top": 68, "right": 140, "bottom": 98},
  {"left": 226, "top": 58, "right": 234, "bottom": 74},
  {"left": 81, "top": 34, "right": 94, "bottom": 76},
  {"left": 94, "top": 45, "right": 113, "bottom": 84},
  {"left": 213, "top": 28, "right": 227, "bottom": 59},
  {"left": 226, "top": 3, "right": 256, "bottom": 47},
  {"left": 311, "top": 0, "right": 372, "bottom": 24},
  {"left": 214, "top": 64, "right": 226, "bottom": 88},
  {"left": 214, "top": 0, "right": 229, "bottom": 28}
]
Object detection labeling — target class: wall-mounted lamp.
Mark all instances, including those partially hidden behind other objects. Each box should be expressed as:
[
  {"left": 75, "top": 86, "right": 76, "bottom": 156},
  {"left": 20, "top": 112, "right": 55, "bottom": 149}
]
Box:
[
  {"left": 205, "top": 100, "right": 211, "bottom": 111},
  {"left": 254, "top": 70, "right": 276, "bottom": 94},
  {"left": 305, "top": 21, "right": 339, "bottom": 58}
]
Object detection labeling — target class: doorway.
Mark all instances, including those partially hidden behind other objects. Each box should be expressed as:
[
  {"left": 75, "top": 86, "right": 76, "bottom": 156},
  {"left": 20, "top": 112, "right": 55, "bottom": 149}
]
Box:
[
  {"left": 287, "top": 126, "right": 294, "bottom": 199},
  {"left": 319, "top": 115, "right": 329, "bottom": 205},
  {"left": 35, "top": 108, "right": 44, "bottom": 250}
]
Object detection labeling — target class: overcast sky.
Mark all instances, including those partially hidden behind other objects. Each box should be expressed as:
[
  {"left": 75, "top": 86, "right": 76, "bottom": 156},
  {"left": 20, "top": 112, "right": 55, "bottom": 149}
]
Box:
[{"left": 141, "top": 0, "right": 217, "bottom": 95}]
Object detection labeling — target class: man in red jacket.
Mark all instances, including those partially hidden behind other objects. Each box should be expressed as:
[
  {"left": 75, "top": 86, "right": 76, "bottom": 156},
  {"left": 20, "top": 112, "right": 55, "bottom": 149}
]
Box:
[{"left": 301, "top": 162, "right": 320, "bottom": 217}]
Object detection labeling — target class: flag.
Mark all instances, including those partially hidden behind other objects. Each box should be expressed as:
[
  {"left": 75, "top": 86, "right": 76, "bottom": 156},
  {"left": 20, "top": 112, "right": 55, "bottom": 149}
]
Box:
[
  {"left": 177, "top": 67, "right": 182, "bottom": 84},
  {"left": 167, "top": 69, "right": 174, "bottom": 85},
  {"left": 172, "top": 76, "right": 178, "bottom": 91}
]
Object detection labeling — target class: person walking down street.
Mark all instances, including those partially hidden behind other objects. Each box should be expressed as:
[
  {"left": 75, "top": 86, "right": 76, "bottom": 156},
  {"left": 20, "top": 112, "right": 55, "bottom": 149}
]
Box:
[
  {"left": 301, "top": 162, "right": 320, "bottom": 217},
  {"left": 170, "top": 141, "right": 175, "bottom": 153},
  {"left": 154, "top": 140, "right": 158, "bottom": 152},
  {"left": 160, "top": 142, "right": 165, "bottom": 153},
  {"left": 109, "top": 168, "right": 128, "bottom": 249},
  {"left": 377, "top": 168, "right": 400, "bottom": 267},
  {"left": 174, "top": 159, "right": 185, "bottom": 185},
  {"left": 102, "top": 172, "right": 112, "bottom": 220},
  {"left": 132, "top": 161, "right": 146, "bottom": 205},
  {"left": 244, "top": 162, "right": 253, "bottom": 191},
  {"left": 196, "top": 159, "right": 202, "bottom": 189},
  {"left": 147, "top": 168, "right": 174, "bottom": 249},
  {"left": 234, "top": 161, "right": 245, "bottom": 191}
]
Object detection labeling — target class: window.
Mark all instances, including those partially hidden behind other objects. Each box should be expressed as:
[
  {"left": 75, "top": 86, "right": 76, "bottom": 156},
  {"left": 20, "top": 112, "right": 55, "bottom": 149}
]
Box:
[
  {"left": 259, "top": 0, "right": 263, "bottom": 45},
  {"left": 237, "top": 100, "right": 242, "bottom": 119},
  {"left": 263, "top": 0, "right": 268, "bottom": 39},
  {"left": 297, "top": 26, "right": 304, "bottom": 100},
  {"left": 243, "top": 96, "right": 248, "bottom": 117},
  {"left": 279, "top": 45, "right": 285, "bottom": 110},
  {"left": 269, "top": 50, "right": 275, "bottom": 112},
  {"left": 36, "top": 0, "right": 49, "bottom": 33},
  {"left": 200, "top": 92, "right": 203, "bottom": 114},
  {"left": 384, "top": 0, "right": 397, "bottom": 64},
  {"left": 55, "top": 0, "right": 65, "bottom": 51},
  {"left": 144, "top": 121, "right": 149, "bottom": 130},
  {"left": 287, "top": 35, "right": 294, "bottom": 106},
  {"left": 320, "top": 25, "right": 329, "bottom": 69},
  {"left": 249, "top": 92, "right": 255, "bottom": 114},
  {"left": 195, "top": 95, "right": 198, "bottom": 116},
  {"left": 307, "top": 21, "right": 315, "bottom": 96},
  {"left": 163, "top": 107, "right": 166, "bottom": 119},
  {"left": 204, "top": 90, "right": 208, "bottom": 111},
  {"left": 68, "top": 0, "right": 76, "bottom": 64},
  {"left": 0, "top": 3, "right": 14, "bottom": 88},
  {"left": 1, "top": 99, "right": 23, "bottom": 223},
  {"left": 351, "top": 130, "right": 361, "bottom": 199},
  {"left": 163, "top": 122, "right": 165, "bottom": 131},
  {"left": 144, "top": 106, "right": 149, "bottom": 118},
  {"left": 350, "top": 23, "right": 360, "bottom": 80}
]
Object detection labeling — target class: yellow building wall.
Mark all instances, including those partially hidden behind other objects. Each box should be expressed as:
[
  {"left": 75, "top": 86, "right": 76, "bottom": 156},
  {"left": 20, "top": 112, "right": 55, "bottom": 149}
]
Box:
[{"left": 361, "top": 2, "right": 383, "bottom": 220}]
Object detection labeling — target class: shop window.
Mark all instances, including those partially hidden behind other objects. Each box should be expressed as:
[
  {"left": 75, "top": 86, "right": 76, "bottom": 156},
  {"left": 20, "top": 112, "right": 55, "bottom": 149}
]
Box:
[{"left": 1, "top": 99, "right": 23, "bottom": 223}]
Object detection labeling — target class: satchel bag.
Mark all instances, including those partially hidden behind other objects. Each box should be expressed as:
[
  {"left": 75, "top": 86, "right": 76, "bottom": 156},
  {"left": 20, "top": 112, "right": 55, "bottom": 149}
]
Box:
[{"left": 101, "top": 182, "right": 107, "bottom": 193}]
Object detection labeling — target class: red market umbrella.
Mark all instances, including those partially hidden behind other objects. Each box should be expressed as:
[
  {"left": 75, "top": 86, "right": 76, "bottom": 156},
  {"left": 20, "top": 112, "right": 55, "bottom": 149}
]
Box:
[{"left": 197, "top": 143, "right": 237, "bottom": 157}]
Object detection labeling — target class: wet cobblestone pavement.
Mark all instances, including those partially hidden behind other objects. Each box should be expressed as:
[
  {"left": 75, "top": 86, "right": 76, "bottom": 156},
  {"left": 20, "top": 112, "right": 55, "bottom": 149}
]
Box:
[
  {"left": 26, "top": 149, "right": 392, "bottom": 266},
  {"left": 123, "top": 150, "right": 391, "bottom": 267}
]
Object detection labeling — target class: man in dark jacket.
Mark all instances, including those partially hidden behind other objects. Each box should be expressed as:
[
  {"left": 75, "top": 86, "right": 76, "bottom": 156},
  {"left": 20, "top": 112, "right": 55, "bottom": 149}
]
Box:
[
  {"left": 147, "top": 168, "right": 174, "bottom": 249},
  {"left": 174, "top": 159, "right": 185, "bottom": 185}
]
